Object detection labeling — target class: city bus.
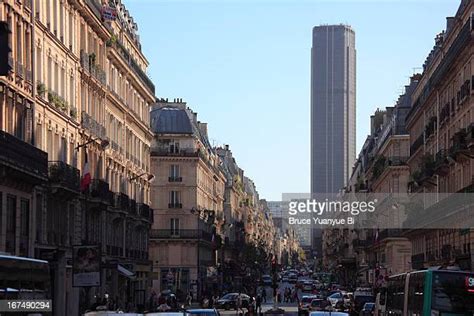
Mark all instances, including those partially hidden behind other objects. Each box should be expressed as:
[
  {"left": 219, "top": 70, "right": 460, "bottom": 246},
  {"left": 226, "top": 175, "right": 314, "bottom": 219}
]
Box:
[
  {"left": 0, "top": 254, "right": 52, "bottom": 315},
  {"left": 380, "top": 269, "right": 474, "bottom": 316}
]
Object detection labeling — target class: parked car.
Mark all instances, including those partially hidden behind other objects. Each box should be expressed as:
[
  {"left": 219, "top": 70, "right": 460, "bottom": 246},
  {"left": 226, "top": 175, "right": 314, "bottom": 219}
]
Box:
[
  {"left": 360, "top": 303, "right": 375, "bottom": 316},
  {"left": 186, "top": 309, "right": 220, "bottom": 316},
  {"left": 309, "top": 299, "right": 329, "bottom": 312},
  {"left": 353, "top": 291, "right": 374, "bottom": 313},
  {"left": 215, "top": 293, "right": 250, "bottom": 310},
  {"left": 299, "top": 295, "right": 320, "bottom": 315},
  {"left": 327, "top": 292, "right": 351, "bottom": 309}
]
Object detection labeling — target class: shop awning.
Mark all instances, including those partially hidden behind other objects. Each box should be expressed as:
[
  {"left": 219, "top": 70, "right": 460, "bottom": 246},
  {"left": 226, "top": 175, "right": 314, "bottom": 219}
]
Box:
[{"left": 118, "top": 264, "right": 136, "bottom": 279}]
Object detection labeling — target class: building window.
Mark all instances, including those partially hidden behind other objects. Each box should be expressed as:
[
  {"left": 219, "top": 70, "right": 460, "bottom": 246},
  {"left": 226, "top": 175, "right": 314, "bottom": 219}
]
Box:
[
  {"left": 169, "top": 191, "right": 181, "bottom": 208},
  {"left": 169, "top": 165, "right": 181, "bottom": 182},
  {"left": 169, "top": 141, "right": 179, "bottom": 154},
  {"left": 170, "top": 218, "right": 180, "bottom": 236}
]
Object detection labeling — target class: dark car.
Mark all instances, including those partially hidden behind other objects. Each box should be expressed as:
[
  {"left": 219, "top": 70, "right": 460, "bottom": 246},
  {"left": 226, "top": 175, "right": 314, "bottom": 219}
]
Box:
[
  {"left": 215, "top": 293, "right": 250, "bottom": 310},
  {"left": 187, "top": 308, "right": 220, "bottom": 316},
  {"left": 360, "top": 303, "right": 375, "bottom": 316},
  {"left": 353, "top": 294, "right": 374, "bottom": 313},
  {"left": 309, "top": 299, "right": 329, "bottom": 312}
]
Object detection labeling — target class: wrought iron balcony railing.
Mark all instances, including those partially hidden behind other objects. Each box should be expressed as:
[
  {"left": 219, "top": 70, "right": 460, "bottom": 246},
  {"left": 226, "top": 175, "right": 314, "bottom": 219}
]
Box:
[
  {"left": 168, "top": 203, "right": 182, "bottom": 209},
  {"left": 48, "top": 161, "right": 80, "bottom": 192},
  {"left": 168, "top": 176, "right": 183, "bottom": 182},
  {"left": 81, "top": 111, "right": 106, "bottom": 139},
  {"left": 90, "top": 179, "right": 110, "bottom": 200},
  {"left": 0, "top": 130, "right": 48, "bottom": 180},
  {"left": 151, "top": 148, "right": 199, "bottom": 157}
]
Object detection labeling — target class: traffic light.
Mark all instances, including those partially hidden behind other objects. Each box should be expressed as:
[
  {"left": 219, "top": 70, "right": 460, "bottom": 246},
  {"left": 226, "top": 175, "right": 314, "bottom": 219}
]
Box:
[{"left": 0, "top": 21, "right": 12, "bottom": 76}]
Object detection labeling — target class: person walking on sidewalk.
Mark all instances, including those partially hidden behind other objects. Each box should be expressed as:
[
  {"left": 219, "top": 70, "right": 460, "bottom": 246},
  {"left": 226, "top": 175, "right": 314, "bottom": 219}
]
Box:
[
  {"left": 186, "top": 292, "right": 192, "bottom": 307},
  {"left": 255, "top": 294, "right": 262, "bottom": 315}
]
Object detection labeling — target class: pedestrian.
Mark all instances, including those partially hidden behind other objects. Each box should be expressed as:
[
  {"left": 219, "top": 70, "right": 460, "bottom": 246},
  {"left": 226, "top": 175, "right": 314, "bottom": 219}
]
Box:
[
  {"left": 261, "top": 288, "right": 266, "bottom": 303},
  {"left": 186, "top": 292, "right": 193, "bottom": 307},
  {"left": 292, "top": 289, "right": 298, "bottom": 304},
  {"left": 255, "top": 294, "right": 262, "bottom": 315},
  {"left": 209, "top": 295, "right": 215, "bottom": 308},
  {"left": 202, "top": 295, "right": 209, "bottom": 308},
  {"left": 236, "top": 293, "right": 243, "bottom": 316},
  {"left": 148, "top": 290, "right": 157, "bottom": 311}
]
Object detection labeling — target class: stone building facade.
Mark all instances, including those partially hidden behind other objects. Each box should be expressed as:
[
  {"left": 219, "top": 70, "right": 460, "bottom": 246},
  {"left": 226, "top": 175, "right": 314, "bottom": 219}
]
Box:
[{"left": 0, "top": 0, "right": 155, "bottom": 314}]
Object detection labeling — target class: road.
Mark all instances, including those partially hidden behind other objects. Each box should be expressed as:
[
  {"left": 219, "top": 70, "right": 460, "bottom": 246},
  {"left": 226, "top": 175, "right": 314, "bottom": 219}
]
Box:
[{"left": 219, "top": 280, "right": 315, "bottom": 316}]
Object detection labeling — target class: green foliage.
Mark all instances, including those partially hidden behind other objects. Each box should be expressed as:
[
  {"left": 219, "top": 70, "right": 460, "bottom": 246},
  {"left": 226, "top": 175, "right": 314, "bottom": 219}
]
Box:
[
  {"left": 47, "top": 91, "right": 68, "bottom": 112},
  {"left": 70, "top": 107, "right": 77, "bottom": 119},
  {"left": 37, "top": 82, "right": 46, "bottom": 96}
]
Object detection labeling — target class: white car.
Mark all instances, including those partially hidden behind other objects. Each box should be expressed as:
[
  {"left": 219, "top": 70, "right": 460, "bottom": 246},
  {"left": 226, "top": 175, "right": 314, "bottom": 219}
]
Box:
[{"left": 327, "top": 292, "right": 351, "bottom": 308}]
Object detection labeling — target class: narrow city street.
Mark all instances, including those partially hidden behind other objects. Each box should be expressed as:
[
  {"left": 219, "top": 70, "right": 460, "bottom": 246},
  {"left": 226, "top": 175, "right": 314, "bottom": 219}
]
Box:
[{"left": 218, "top": 281, "right": 306, "bottom": 316}]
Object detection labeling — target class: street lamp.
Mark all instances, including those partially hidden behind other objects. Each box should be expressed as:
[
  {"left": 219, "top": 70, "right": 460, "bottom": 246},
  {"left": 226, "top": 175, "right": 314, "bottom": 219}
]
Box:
[
  {"left": 129, "top": 172, "right": 155, "bottom": 182},
  {"left": 76, "top": 136, "right": 110, "bottom": 151}
]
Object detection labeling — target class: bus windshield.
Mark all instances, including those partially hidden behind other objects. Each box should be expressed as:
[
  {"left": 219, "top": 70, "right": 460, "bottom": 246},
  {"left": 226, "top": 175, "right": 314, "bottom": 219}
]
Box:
[{"left": 432, "top": 271, "right": 474, "bottom": 314}]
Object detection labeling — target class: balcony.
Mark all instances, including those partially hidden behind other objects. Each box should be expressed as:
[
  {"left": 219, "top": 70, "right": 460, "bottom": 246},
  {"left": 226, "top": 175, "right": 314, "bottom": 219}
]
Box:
[
  {"left": 48, "top": 161, "right": 80, "bottom": 193},
  {"left": 80, "top": 50, "right": 106, "bottom": 85},
  {"left": 410, "top": 133, "right": 423, "bottom": 156},
  {"left": 449, "top": 129, "right": 472, "bottom": 163},
  {"left": 456, "top": 79, "right": 471, "bottom": 106},
  {"left": 81, "top": 111, "right": 106, "bottom": 139},
  {"left": 413, "top": 154, "right": 436, "bottom": 187},
  {"left": 0, "top": 130, "right": 48, "bottom": 183},
  {"left": 90, "top": 179, "right": 110, "bottom": 203},
  {"left": 168, "top": 176, "right": 183, "bottom": 182},
  {"left": 168, "top": 203, "right": 182, "bottom": 209},
  {"left": 151, "top": 148, "right": 199, "bottom": 157},
  {"left": 109, "top": 40, "right": 155, "bottom": 94},
  {"left": 434, "top": 149, "right": 450, "bottom": 176},
  {"left": 150, "top": 229, "right": 213, "bottom": 242},
  {"left": 371, "top": 156, "right": 408, "bottom": 182}
]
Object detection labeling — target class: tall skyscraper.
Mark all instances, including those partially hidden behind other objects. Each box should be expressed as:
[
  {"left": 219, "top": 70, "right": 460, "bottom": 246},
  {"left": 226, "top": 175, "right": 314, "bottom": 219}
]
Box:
[
  {"left": 311, "top": 24, "right": 356, "bottom": 194},
  {"left": 310, "top": 25, "right": 356, "bottom": 259}
]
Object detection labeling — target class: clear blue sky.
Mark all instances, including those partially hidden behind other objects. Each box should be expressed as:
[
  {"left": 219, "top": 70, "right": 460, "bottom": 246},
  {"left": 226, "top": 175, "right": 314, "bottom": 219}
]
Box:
[{"left": 126, "top": 0, "right": 460, "bottom": 201}]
